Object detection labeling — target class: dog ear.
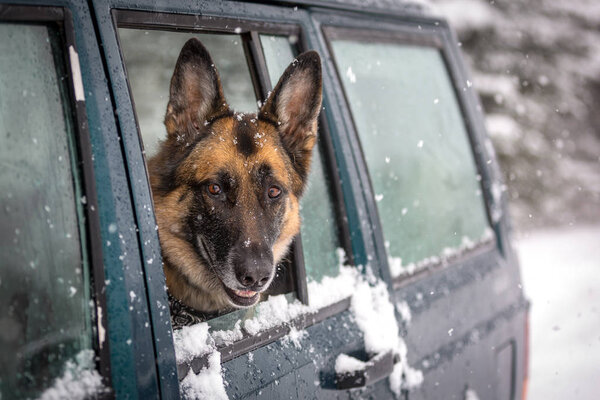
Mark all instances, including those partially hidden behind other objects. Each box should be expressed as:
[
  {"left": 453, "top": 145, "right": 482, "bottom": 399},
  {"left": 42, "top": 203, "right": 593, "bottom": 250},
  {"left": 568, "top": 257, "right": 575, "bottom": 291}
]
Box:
[
  {"left": 260, "top": 51, "right": 322, "bottom": 186},
  {"left": 164, "top": 38, "right": 229, "bottom": 144}
]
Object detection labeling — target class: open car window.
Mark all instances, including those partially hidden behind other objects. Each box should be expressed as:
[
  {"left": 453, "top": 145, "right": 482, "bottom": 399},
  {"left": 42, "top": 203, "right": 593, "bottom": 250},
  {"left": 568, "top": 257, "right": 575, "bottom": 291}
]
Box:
[
  {"left": 117, "top": 18, "right": 351, "bottom": 355},
  {"left": 327, "top": 30, "right": 493, "bottom": 278}
]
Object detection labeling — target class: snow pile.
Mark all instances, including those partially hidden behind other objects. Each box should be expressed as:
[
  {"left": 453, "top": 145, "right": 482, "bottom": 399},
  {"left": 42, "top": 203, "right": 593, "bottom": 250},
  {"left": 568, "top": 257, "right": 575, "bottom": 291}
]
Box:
[
  {"left": 306, "top": 261, "right": 358, "bottom": 309},
  {"left": 174, "top": 322, "right": 228, "bottom": 399},
  {"left": 351, "top": 281, "right": 398, "bottom": 354},
  {"left": 350, "top": 279, "right": 423, "bottom": 394},
  {"left": 389, "top": 228, "right": 495, "bottom": 277},
  {"left": 174, "top": 249, "right": 424, "bottom": 397},
  {"left": 38, "top": 350, "right": 106, "bottom": 400},
  {"left": 243, "top": 294, "right": 309, "bottom": 336},
  {"left": 335, "top": 353, "right": 367, "bottom": 374},
  {"left": 173, "top": 322, "right": 213, "bottom": 363},
  {"left": 179, "top": 351, "right": 228, "bottom": 400},
  {"left": 211, "top": 320, "right": 243, "bottom": 347},
  {"left": 244, "top": 260, "right": 359, "bottom": 336}
]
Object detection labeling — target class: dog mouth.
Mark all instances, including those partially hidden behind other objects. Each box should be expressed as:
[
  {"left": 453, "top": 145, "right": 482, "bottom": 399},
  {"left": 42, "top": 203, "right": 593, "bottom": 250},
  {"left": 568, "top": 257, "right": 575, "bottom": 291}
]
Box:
[
  {"left": 222, "top": 286, "right": 260, "bottom": 307},
  {"left": 196, "top": 235, "right": 261, "bottom": 308}
]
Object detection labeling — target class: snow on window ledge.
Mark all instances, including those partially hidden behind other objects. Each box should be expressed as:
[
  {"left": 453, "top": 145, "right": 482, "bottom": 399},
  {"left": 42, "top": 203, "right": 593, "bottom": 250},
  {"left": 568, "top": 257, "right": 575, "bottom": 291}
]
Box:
[
  {"left": 37, "top": 350, "right": 107, "bottom": 400},
  {"left": 390, "top": 227, "right": 496, "bottom": 279},
  {"left": 335, "top": 353, "right": 367, "bottom": 374},
  {"left": 174, "top": 249, "right": 424, "bottom": 399}
]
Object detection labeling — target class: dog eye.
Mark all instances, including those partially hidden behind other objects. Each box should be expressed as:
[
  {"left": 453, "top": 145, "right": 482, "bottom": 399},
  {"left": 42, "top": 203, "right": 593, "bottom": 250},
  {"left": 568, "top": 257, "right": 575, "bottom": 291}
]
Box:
[
  {"left": 268, "top": 186, "right": 282, "bottom": 199},
  {"left": 207, "top": 183, "right": 222, "bottom": 195}
]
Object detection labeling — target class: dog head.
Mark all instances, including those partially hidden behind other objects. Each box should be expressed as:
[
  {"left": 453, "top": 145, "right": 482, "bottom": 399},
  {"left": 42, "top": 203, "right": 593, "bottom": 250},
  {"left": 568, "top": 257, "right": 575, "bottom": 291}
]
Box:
[{"left": 149, "top": 38, "right": 322, "bottom": 312}]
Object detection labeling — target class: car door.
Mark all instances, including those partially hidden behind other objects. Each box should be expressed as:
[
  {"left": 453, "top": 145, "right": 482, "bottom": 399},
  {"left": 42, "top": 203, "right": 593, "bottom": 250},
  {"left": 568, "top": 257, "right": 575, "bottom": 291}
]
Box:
[
  {"left": 0, "top": 1, "right": 168, "bottom": 399},
  {"left": 92, "top": 0, "right": 413, "bottom": 398},
  {"left": 315, "top": 9, "right": 528, "bottom": 400}
]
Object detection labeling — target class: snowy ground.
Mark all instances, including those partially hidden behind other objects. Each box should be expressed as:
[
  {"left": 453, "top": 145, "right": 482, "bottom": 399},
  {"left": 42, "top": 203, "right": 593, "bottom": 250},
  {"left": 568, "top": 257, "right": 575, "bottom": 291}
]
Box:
[{"left": 517, "top": 225, "right": 600, "bottom": 400}]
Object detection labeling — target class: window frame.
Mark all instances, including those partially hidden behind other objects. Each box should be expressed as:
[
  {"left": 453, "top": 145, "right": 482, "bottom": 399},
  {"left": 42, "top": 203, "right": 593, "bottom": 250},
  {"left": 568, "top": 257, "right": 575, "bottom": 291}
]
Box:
[
  {"left": 320, "top": 19, "right": 499, "bottom": 288},
  {"left": 0, "top": 3, "right": 112, "bottom": 396},
  {"left": 111, "top": 8, "right": 355, "bottom": 370}
]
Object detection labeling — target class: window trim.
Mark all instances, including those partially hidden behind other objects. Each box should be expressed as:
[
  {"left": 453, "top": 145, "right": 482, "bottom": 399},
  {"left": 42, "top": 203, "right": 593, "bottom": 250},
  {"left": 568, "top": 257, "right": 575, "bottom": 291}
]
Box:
[
  {"left": 321, "top": 23, "right": 498, "bottom": 288},
  {"left": 0, "top": 4, "right": 112, "bottom": 396},
  {"left": 112, "top": 9, "right": 355, "bottom": 365}
]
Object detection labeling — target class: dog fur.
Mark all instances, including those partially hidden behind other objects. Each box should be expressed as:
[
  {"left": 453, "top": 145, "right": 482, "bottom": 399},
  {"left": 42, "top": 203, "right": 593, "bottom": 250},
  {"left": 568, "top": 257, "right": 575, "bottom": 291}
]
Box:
[{"left": 148, "top": 38, "right": 322, "bottom": 313}]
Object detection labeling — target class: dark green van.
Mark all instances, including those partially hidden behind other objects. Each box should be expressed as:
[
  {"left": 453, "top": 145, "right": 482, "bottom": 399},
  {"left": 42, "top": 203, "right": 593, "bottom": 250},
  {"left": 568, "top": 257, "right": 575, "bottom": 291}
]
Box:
[{"left": 0, "top": 1, "right": 528, "bottom": 399}]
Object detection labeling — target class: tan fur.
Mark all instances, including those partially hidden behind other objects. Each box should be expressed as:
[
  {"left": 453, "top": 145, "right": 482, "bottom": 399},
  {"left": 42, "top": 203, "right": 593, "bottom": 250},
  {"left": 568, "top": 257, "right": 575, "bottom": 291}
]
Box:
[
  {"left": 150, "top": 117, "right": 310, "bottom": 312},
  {"left": 150, "top": 42, "right": 321, "bottom": 313}
]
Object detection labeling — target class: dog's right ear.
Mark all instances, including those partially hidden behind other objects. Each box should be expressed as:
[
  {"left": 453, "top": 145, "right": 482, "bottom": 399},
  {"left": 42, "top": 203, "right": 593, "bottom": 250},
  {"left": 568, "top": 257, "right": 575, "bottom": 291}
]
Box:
[{"left": 164, "top": 38, "right": 229, "bottom": 144}]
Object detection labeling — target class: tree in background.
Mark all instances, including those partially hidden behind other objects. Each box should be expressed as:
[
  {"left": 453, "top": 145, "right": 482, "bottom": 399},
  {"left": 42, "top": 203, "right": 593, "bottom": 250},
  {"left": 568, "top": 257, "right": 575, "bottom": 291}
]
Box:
[{"left": 434, "top": 0, "right": 600, "bottom": 230}]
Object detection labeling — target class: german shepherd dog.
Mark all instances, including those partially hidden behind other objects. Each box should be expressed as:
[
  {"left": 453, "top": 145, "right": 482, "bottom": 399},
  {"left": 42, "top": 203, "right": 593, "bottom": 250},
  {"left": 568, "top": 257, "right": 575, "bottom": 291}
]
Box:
[{"left": 148, "top": 39, "right": 322, "bottom": 314}]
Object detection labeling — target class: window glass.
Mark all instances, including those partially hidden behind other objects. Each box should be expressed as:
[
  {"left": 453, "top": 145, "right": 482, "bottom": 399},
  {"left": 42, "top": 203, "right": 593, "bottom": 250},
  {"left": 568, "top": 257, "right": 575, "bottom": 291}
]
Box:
[
  {"left": 119, "top": 29, "right": 256, "bottom": 158},
  {"left": 0, "top": 23, "right": 94, "bottom": 398},
  {"left": 261, "top": 34, "right": 341, "bottom": 282},
  {"left": 330, "top": 38, "right": 490, "bottom": 275}
]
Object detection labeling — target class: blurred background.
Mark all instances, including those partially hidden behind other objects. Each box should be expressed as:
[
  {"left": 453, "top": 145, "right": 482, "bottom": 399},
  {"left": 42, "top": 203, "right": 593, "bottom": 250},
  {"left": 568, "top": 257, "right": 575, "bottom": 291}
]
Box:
[{"left": 432, "top": 0, "right": 600, "bottom": 398}]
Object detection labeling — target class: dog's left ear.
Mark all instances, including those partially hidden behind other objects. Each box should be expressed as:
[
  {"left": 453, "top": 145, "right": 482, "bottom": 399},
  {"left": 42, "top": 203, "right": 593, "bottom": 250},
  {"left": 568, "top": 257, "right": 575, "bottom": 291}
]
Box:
[{"left": 260, "top": 51, "right": 322, "bottom": 187}]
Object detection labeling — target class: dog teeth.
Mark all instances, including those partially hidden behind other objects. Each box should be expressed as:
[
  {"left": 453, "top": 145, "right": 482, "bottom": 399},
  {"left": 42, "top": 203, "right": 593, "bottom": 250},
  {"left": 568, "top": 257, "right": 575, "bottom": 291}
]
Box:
[{"left": 234, "top": 290, "right": 256, "bottom": 298}]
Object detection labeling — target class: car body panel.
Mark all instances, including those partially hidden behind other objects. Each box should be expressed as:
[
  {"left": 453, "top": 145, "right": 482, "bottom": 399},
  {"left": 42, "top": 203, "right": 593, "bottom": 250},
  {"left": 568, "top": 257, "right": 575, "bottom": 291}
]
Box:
[{"left": 0, "top": 0, "right": 527, "bottom": 399}]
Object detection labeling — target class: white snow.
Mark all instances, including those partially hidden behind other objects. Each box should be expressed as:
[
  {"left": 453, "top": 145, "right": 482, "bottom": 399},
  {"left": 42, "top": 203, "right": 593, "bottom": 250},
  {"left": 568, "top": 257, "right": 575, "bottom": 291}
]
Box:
[
  {"left": 351, "top": 281, "right": 398, "bottom": 354},
  {"left": 174, "top": 323, "right": 230, "bottom": 399},
  {"left": 97, "top": 306, "right": 105, "bottom": 349},
  {"left": 281, "top": 326, "right": 308, "bottom": 349},
  {"left": 389, "top": 228, "right": 495, "bottom": 277},
  {"left": 464, "top": 387, "right": 480, "bottom": 400},
  {"left": 37, "top": 350, "right": 106, "bottom": 400},
  {"left": 346, "top": 66, "right": 357, "bottom": 83},
  {"left": 211, "top": 320, "right": 243, "bottom": 347},
  {"left": 180, "top": 351, "right": 228, "bottom": 400},
  {"left": 173, "top": 323, "right": 213, "bottom": 364},
  {"left": 350, "top": 279, "right": 423, "bottom": 394},
  {"left": 173, "top": 248, "right": 424, "bottom": 397},
  {"left": 335, "top": 353, "right": 366, "bottom": 374},
  {"left": 518, "top": 225, "right": 600, "bottom": 400},
  {"left": 395, "top": 301, "right": 412, "bottom": 324}
]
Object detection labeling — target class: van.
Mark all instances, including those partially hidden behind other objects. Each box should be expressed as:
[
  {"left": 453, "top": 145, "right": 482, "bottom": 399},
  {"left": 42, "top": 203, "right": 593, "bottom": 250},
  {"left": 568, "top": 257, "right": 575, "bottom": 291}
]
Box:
[{"left": 0, "top": 0, "right": 528, "bottom": 399}]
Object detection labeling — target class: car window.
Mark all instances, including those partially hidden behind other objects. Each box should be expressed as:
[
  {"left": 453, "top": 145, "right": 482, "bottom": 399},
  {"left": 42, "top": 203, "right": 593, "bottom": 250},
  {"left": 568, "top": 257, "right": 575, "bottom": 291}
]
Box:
[
  {"left": 0, "top": 23, "right": 97, "bottom": 398},
  {"left": 329, "top": 36, "right": 491, "bottom": 276},
  {"left": 261, "top": 34, "right": 342, "bottom": 282},
  {"left": 118, "top": 27, "right": 346, "bottom": 335}
]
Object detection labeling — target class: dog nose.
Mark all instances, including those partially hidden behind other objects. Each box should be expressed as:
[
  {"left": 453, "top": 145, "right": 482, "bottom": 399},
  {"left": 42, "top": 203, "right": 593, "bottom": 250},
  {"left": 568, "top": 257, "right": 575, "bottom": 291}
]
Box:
[
  {"left": 233, "top": 243, "right": 273, "bottom": 289},
  {"left": 237, "top": 268, "right": 270, "bottom": 288}
]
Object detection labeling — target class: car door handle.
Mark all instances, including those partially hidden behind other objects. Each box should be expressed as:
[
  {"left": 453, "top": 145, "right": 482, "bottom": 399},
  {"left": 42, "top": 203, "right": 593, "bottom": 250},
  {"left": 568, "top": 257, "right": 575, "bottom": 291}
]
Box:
[{"left": 335, "top": 351, "right": 397, "bottom": 390}]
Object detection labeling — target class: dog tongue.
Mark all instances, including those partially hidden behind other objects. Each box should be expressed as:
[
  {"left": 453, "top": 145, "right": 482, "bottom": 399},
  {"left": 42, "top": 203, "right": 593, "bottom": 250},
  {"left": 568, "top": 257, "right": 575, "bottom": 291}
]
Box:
[{"left": 235, "top": 289, "right": 256, "bottom": 298}]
